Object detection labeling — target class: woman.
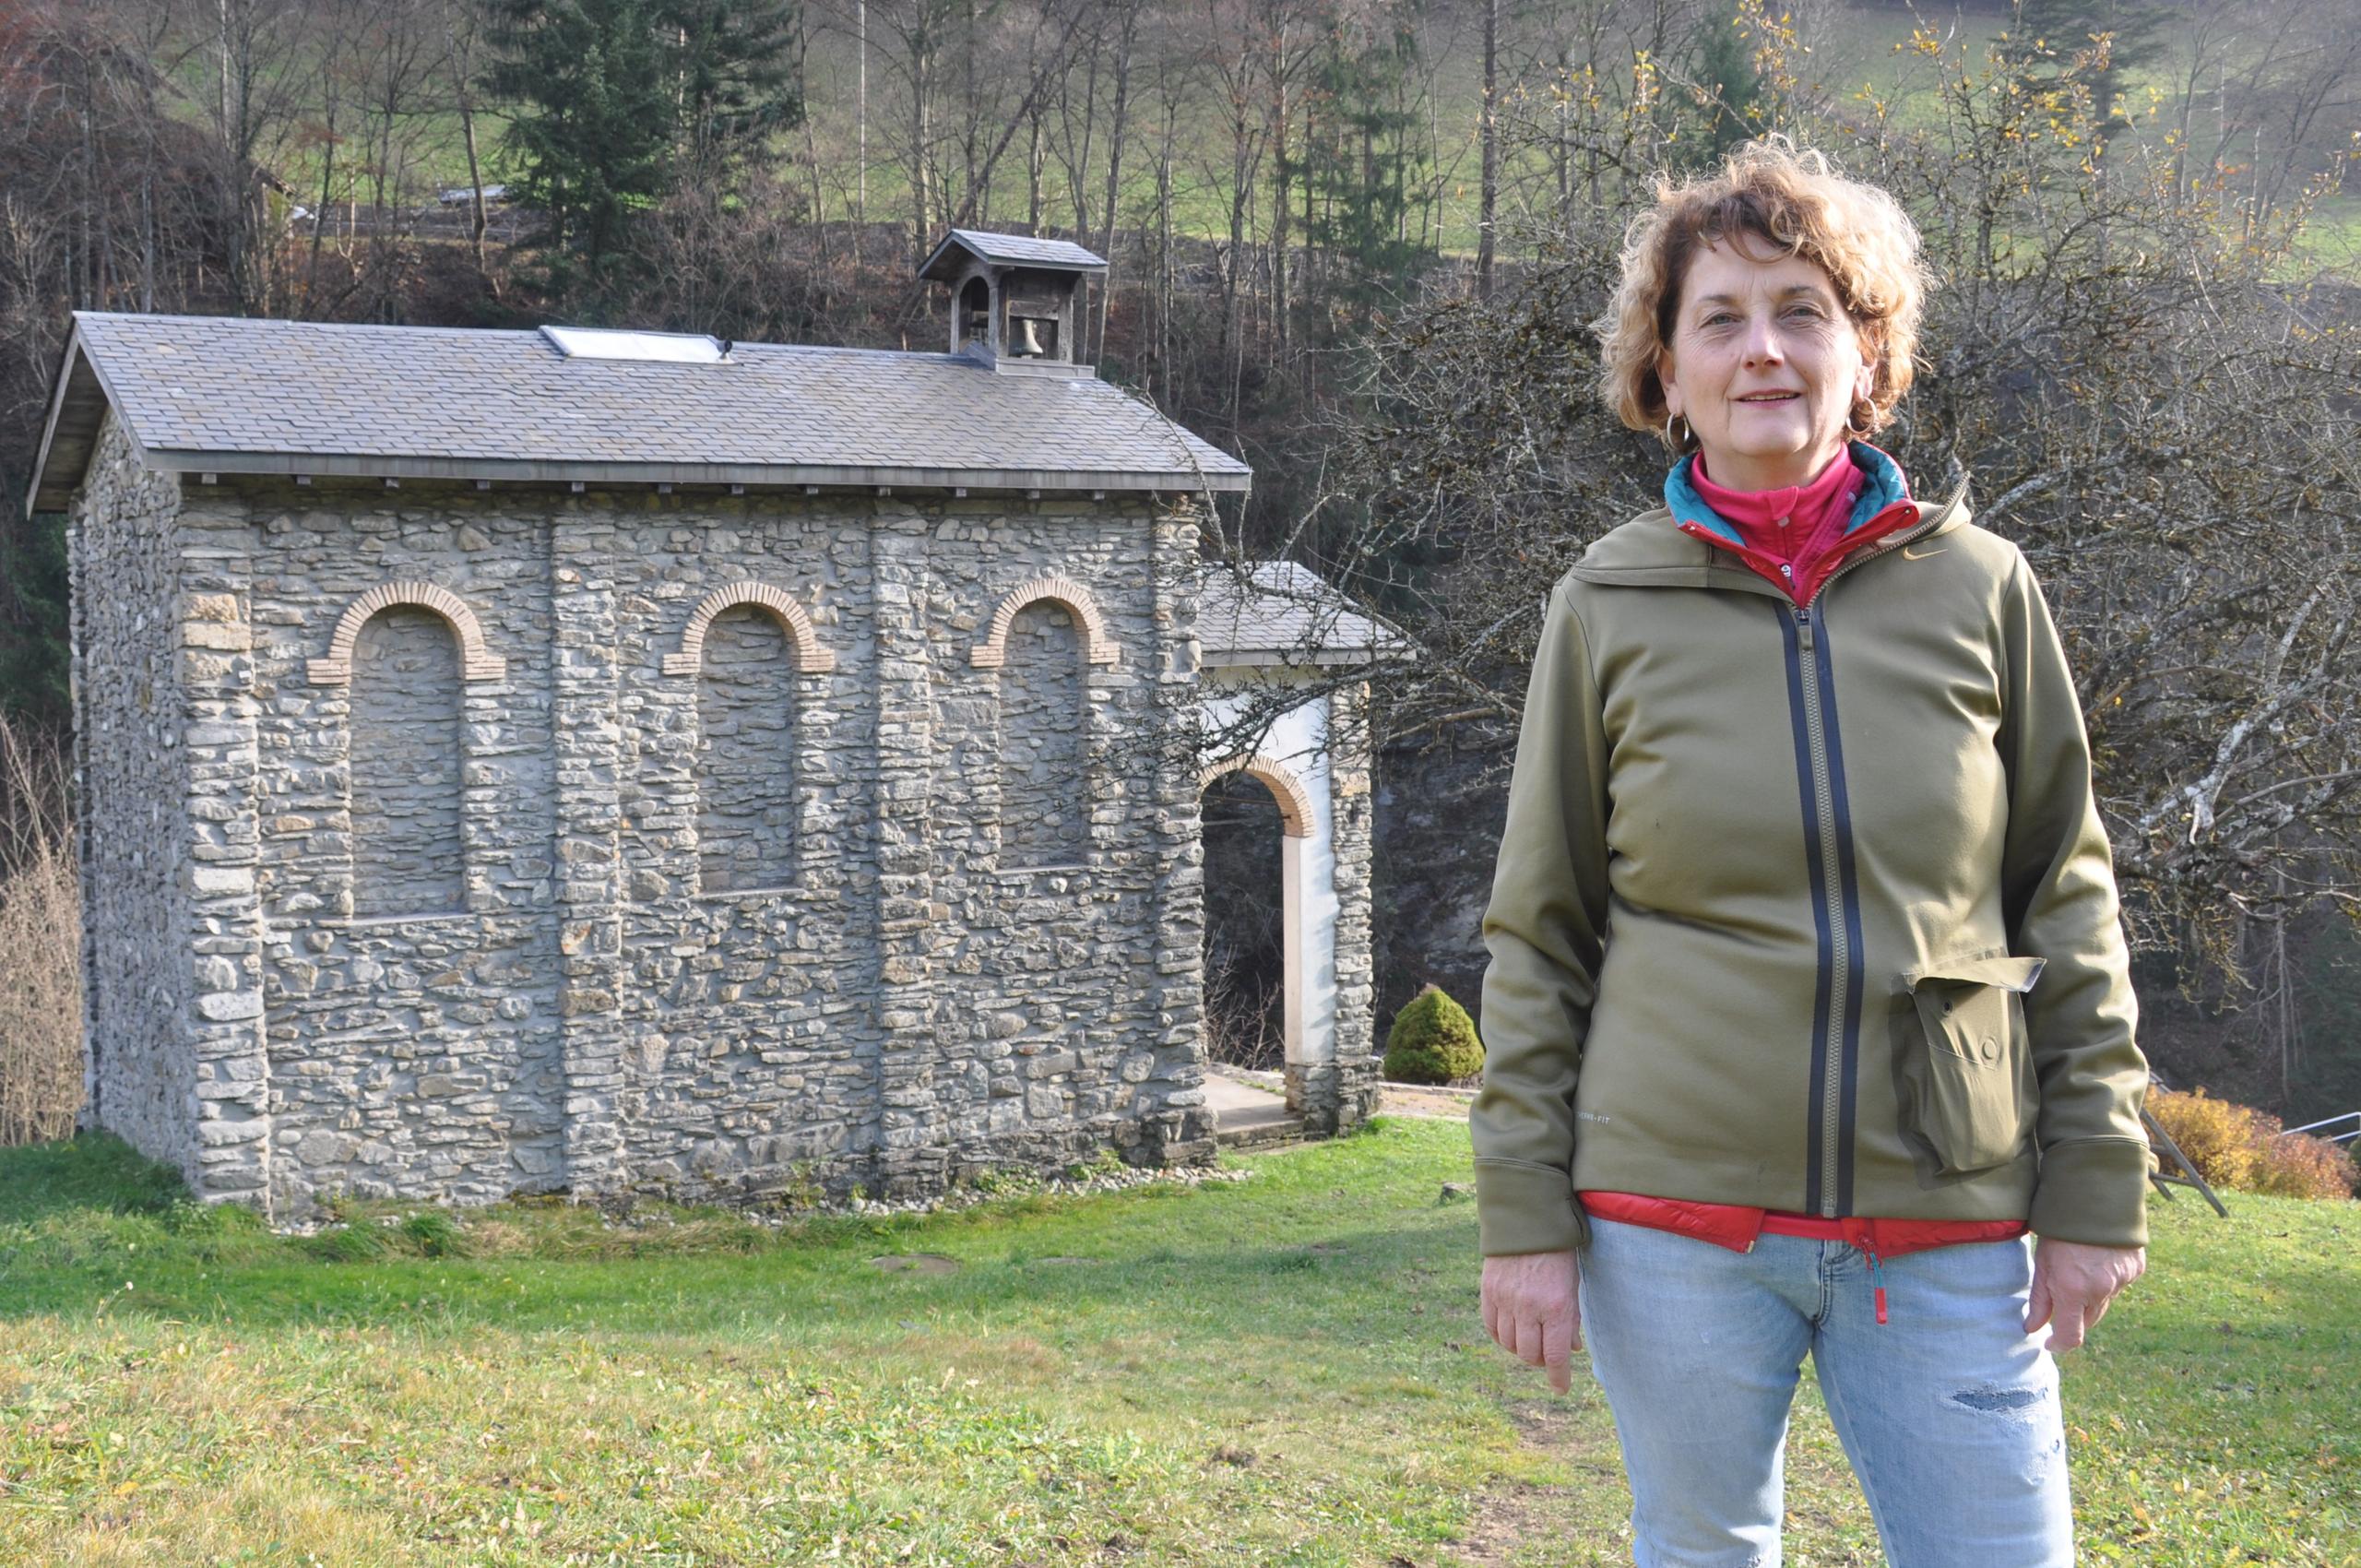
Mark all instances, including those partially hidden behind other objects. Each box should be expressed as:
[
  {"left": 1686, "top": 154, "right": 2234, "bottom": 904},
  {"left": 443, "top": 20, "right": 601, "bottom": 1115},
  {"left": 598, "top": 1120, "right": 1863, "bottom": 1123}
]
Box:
[{"left": 1470, "top": 140, "right": 2151, "bottom": 1567}]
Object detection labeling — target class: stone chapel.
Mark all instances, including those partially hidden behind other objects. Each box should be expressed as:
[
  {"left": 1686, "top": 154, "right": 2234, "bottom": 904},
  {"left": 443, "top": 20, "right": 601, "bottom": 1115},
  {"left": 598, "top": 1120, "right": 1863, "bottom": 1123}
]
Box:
[{"left": 28, "top": 230, "right": 1401, "bottom": 1218}]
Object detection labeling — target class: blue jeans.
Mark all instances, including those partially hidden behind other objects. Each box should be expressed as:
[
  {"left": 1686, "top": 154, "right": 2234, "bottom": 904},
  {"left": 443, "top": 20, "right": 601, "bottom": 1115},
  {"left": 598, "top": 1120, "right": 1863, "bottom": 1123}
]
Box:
[{"left": 1577, "top": 1216, "right": 2072, "bottom": 1567}]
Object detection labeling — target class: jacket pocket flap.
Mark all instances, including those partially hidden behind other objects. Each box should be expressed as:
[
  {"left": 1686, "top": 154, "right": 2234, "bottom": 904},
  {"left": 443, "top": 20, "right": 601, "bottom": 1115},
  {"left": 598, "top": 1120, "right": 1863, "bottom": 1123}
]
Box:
[{"left": 1904, "top": 954, "right": 2045, "bottom": 993}]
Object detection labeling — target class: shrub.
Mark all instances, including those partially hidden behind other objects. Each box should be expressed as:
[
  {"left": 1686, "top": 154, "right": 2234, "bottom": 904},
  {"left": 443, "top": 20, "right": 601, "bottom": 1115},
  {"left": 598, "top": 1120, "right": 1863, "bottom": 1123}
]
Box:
[
  {"left": 2148, "top": 1088, "right": 2262, "bottom": 1191},
  {"left": 2149, "top": 1087, "right": 2358, "bottom": 1201},
  {"left": 2250, "top": 1132, "right": 2360, "bottom": 1202},
  {"left": 1383, "top": 985, "right": 1484, "bottom": 1085}
]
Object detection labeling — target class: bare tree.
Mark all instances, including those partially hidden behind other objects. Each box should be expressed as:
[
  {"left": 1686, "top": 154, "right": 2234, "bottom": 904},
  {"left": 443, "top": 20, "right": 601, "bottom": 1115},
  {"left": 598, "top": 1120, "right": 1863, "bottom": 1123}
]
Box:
[
  {"left": 148, "top": 0, "right": 318, "bottom": 315},
  {"left": 1477, "top": 0, "right": 1497, "bottom": 299},
  {"left": 862, "top": 0, "right": 961, "bottom": 262},
  {"left": 0, "top": 0, "right": 244, "bottom": 721},
  {"left": 1093, "top": 0, "right": 1140, "bottom": 361},
  {"left": 1299, "top": 11, "right": 2361, "bottom": 1009},
  {"left": 443, "top": 0, "right": 494, "bottom": 272}
]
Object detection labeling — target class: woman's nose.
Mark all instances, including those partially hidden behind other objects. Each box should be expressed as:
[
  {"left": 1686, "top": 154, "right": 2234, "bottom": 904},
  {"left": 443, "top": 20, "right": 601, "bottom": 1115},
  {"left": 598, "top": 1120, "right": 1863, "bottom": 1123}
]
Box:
[{"left": 1741, "top": 315, "right": 1786, "bottom": 364}]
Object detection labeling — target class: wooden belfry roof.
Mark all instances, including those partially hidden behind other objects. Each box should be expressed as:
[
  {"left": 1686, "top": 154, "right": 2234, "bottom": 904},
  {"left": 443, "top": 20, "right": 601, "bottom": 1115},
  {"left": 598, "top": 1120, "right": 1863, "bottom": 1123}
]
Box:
[
  {"left": 918, "top": 229, "right": 1109, "bottom": 282},
  {"left": 26, "top": 309, "right": 1251, "bottom": 512}
]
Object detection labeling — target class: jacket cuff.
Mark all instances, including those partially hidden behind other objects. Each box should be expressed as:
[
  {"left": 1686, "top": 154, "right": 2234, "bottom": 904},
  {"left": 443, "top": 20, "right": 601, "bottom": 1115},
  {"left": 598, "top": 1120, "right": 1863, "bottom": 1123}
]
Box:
[
  {"left": 2028, "top": 1138, "right": 2153, "bottom": 1247},
  {"left": 1475, "top": 1160, "right": 1589, "bottom": 1254}
]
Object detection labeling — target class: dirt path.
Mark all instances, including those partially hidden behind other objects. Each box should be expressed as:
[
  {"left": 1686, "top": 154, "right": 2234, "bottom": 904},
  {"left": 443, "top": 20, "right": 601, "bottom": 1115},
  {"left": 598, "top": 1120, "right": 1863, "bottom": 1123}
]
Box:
[
  {"left": 1378, "top": 1084, "right": 1475, "bottom": 1120},
  {"left": 1442, "top": 1396, "right": 1620, "bottom": 1568}
]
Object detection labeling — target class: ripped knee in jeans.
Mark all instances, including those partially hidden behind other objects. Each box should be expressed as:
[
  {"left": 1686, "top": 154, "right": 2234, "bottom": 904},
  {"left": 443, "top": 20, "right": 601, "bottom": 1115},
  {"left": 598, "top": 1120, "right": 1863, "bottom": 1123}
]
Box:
[{"left": 1950, "top": 1384, "right": 2046, "bottom": 1415}]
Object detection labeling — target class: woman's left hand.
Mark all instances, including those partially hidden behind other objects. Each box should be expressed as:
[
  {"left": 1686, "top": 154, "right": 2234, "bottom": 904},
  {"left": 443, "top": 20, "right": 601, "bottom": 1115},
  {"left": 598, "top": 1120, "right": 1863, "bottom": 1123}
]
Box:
[{"left": 2025, "top": 1238, "right": 2146, "bottom": 1351}]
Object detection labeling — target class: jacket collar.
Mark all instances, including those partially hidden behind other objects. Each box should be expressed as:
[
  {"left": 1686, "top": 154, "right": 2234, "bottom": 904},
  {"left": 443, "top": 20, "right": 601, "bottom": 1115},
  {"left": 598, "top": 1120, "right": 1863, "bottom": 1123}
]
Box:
[
  {"left": 1569, "top": 455, "right": 1969, "bottom": 595},
  {"left": 1664, "top": 440, "right": 1913, "bottom": 550}
]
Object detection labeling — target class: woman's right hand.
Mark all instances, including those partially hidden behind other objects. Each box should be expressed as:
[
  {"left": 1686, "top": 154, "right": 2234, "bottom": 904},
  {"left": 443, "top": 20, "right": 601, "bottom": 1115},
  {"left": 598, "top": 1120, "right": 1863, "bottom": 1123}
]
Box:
[{"left": 1480, "top": 1250, "right": 1582, "bottom": 1393}]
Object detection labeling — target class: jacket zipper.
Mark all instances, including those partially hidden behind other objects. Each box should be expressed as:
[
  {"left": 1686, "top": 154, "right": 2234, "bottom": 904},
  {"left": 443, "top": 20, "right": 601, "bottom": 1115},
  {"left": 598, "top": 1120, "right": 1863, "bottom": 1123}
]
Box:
[
  {"left": 1792, "top": 593, "right": 1846, "bottom": 1215},
  {"left": 1681, "top": 506, "right": 1942, "bottom": 1217},
  {"left": 1791, "top": 510, "right": 1946, "bottom": 1216}
]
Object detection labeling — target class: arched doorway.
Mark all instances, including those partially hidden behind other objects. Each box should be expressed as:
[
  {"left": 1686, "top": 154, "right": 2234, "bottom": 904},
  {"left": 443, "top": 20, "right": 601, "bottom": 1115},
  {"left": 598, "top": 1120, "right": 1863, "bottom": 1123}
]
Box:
[
  {"left": 1199, "top": 770, "right": 1287, "bottom": 1071},
  {"left": 1198, "top": 754, "right": 1322, "bottom": 1119}
]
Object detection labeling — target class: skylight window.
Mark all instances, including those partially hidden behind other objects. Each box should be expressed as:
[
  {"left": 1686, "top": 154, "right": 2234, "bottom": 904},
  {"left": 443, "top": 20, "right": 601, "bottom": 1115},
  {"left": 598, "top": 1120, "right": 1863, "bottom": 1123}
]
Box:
[{"left": 540, "top": 326, "right": 728, "bottom": 363}]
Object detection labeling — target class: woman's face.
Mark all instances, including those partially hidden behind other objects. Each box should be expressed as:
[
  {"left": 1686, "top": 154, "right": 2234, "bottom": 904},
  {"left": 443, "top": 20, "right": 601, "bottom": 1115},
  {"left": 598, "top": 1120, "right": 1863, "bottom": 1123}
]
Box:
[{"left": 1658, "top": 240, "right": 1874, "bottom": 492}]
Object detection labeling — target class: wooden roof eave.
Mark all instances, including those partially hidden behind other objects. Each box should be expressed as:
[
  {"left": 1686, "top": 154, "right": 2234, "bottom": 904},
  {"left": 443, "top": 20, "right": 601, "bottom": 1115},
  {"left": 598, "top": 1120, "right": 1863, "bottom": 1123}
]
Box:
[
  {"left": 25, "top": 322, "right": 115, "bottom": 516},
  {"left": 129, "top": 448, "right": 1252, "bottom": 494}
]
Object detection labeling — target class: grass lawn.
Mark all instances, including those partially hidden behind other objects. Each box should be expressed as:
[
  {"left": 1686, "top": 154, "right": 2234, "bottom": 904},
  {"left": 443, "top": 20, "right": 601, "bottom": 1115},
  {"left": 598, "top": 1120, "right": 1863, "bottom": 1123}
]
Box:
[{"left": 0, "top": 1117, "right": 2353, "bottom": 1565}]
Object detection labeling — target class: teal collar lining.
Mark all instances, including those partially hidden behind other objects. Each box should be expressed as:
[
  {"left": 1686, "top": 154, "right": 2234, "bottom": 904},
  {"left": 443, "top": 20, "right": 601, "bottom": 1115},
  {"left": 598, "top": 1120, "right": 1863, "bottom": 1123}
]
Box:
[{"left": 1665, "top": 440, "right": 1913, "bottom": 545}]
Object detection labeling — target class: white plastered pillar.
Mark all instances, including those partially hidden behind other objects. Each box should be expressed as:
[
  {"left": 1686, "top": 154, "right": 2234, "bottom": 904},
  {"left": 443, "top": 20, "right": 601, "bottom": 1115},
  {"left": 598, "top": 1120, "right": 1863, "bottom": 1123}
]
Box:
[{"left": 1281, "top": 826, "right": 1307, "bottom": 1072}]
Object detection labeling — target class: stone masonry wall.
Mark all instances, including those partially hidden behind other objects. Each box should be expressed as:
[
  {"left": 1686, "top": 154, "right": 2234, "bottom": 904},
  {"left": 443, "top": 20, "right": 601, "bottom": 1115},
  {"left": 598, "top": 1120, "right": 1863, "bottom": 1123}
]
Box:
[
  {"left": 91, "top": 477, "right": 1216, "bottom": 1214},
  {"left": 70, "top": 417, "right": 198, "bottom": 1179},
  {"left": 879, "top": 497, "right": 1211, "bottom": 1194},
  {"left": 1314, "top": 679, "right": 1382, "bottom": 1133},
  {"left": 238, "top": 492, "right": 564, "bottom": 1211},
  {"left": 75, "top": 420, "right": 284, "bottom": 1201},
  {"left": 604, "top": 493, "right": 1213, "bottom": 1205},
  {"left": 607, "top": 498, "right": 880, "bottom": 1198}
]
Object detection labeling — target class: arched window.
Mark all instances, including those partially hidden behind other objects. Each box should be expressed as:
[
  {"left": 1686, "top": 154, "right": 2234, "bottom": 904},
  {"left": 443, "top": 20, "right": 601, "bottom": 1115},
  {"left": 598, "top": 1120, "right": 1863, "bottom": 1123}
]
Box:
[
  {"left": 997, "top": 600, "right": 1087, "bottom": 867},
  {"left": 348, "top": 606, "right": 465, "bottom": 918},
  {"left": 696, "top": 603, "right": 797, "bottom": 893},
  {"left": 957, "top": 276, "right": 992, "bottom": 352}
]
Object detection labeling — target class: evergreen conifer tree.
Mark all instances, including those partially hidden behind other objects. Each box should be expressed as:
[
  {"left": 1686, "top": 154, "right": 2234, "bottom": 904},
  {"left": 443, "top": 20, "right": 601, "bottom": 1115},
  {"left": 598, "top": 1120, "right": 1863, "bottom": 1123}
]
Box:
[
  {"left": 664, "top": 0, "right": 803, "bottom": 191},
  {"left": 486, "top": 0, "right": 802, "bottom": 293},
  {"left": 1303, "top": 0, "right": 1431, "bottom": 315},
  {"left": 487, "top": 0, "right": 675, "bottom": 288},
  {"left": 2005, "top": 0, "right": 2168, "bottom": 135},
  {"left": 1692, "top": 12, "right": 1760, "bottom": 160}
]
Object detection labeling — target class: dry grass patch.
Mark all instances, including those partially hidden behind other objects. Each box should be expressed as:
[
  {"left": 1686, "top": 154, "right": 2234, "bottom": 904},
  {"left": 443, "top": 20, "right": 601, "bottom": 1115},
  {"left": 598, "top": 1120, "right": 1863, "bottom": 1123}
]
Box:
[{"left": 0, "top": 715, "right": 78, "bottom": 1146}]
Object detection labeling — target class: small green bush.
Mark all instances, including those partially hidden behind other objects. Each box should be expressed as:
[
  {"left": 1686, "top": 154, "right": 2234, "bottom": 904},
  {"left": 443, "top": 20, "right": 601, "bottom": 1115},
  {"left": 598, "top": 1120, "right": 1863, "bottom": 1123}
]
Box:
[{"left": 1382, "top": 985, "right": 1484, "bottom": 1085}]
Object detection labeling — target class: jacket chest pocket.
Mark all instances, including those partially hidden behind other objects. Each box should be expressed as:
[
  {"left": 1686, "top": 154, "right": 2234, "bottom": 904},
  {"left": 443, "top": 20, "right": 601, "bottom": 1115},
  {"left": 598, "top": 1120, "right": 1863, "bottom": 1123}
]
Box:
[{"left": 1898, "top": 954, "right": 2045, "bottom": 1177}]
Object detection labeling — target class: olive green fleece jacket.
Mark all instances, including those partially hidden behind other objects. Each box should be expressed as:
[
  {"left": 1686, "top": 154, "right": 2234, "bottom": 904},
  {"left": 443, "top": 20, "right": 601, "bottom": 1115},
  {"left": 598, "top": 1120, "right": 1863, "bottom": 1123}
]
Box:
[{"left": 1470, "top": 480, "right": 2151, "bottom": 1256}]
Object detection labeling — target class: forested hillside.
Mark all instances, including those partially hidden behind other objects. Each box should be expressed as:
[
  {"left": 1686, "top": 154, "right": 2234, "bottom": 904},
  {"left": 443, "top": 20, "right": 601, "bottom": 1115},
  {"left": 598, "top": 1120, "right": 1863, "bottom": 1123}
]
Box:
[{"left": 4, "top": 0, "right": 2358, "bottom": 1123}]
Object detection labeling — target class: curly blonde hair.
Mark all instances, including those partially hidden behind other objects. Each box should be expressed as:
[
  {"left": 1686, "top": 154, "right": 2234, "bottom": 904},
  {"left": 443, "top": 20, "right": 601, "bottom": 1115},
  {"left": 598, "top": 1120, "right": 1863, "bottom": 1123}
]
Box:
[{"left": 1596, "top": 139, "right": 1929, "bottom": 450}]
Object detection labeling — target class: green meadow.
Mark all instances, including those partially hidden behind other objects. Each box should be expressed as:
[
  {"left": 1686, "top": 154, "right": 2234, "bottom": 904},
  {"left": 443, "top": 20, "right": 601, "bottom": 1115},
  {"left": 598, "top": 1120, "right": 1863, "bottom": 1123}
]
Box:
[{"left": 0, "top": 1116, "right": 2353, "bottom": 1565}]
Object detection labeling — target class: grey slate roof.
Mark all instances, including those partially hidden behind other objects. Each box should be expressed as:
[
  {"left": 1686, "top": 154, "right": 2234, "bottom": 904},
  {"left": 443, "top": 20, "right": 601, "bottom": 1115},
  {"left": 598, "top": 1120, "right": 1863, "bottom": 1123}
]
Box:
[
  {"left": 1196, "top": 561, "right": 1412, "bottom": 667},
  {"left": 919, "top": 229, "right": 1108, "bottom": 279},
  {"left": 28, "top": 310, "right": 1249, "bottom": 511}
]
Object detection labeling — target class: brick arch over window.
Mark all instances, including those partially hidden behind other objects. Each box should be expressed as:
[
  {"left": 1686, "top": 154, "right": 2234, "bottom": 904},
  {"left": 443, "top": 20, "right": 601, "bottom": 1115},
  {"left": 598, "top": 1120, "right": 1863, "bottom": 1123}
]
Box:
[
  {"left": 1199, "top": 754, "right": 1315, "bottom": 838},
  {"left": 308, "top": 581, "right": 505, "bottom": 685},
  {"left": 662, "top": 581, "right": 835, "bottom": 676},
  {"left": 970, "top": 576, "right": 1120, "bottom": 669}
]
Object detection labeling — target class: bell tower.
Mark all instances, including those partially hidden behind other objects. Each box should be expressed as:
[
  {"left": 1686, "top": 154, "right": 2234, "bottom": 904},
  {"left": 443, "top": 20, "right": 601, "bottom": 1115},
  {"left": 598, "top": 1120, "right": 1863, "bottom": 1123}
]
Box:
[{"left": 919, "top": 229, "right": 1108, "bottom": 378}]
